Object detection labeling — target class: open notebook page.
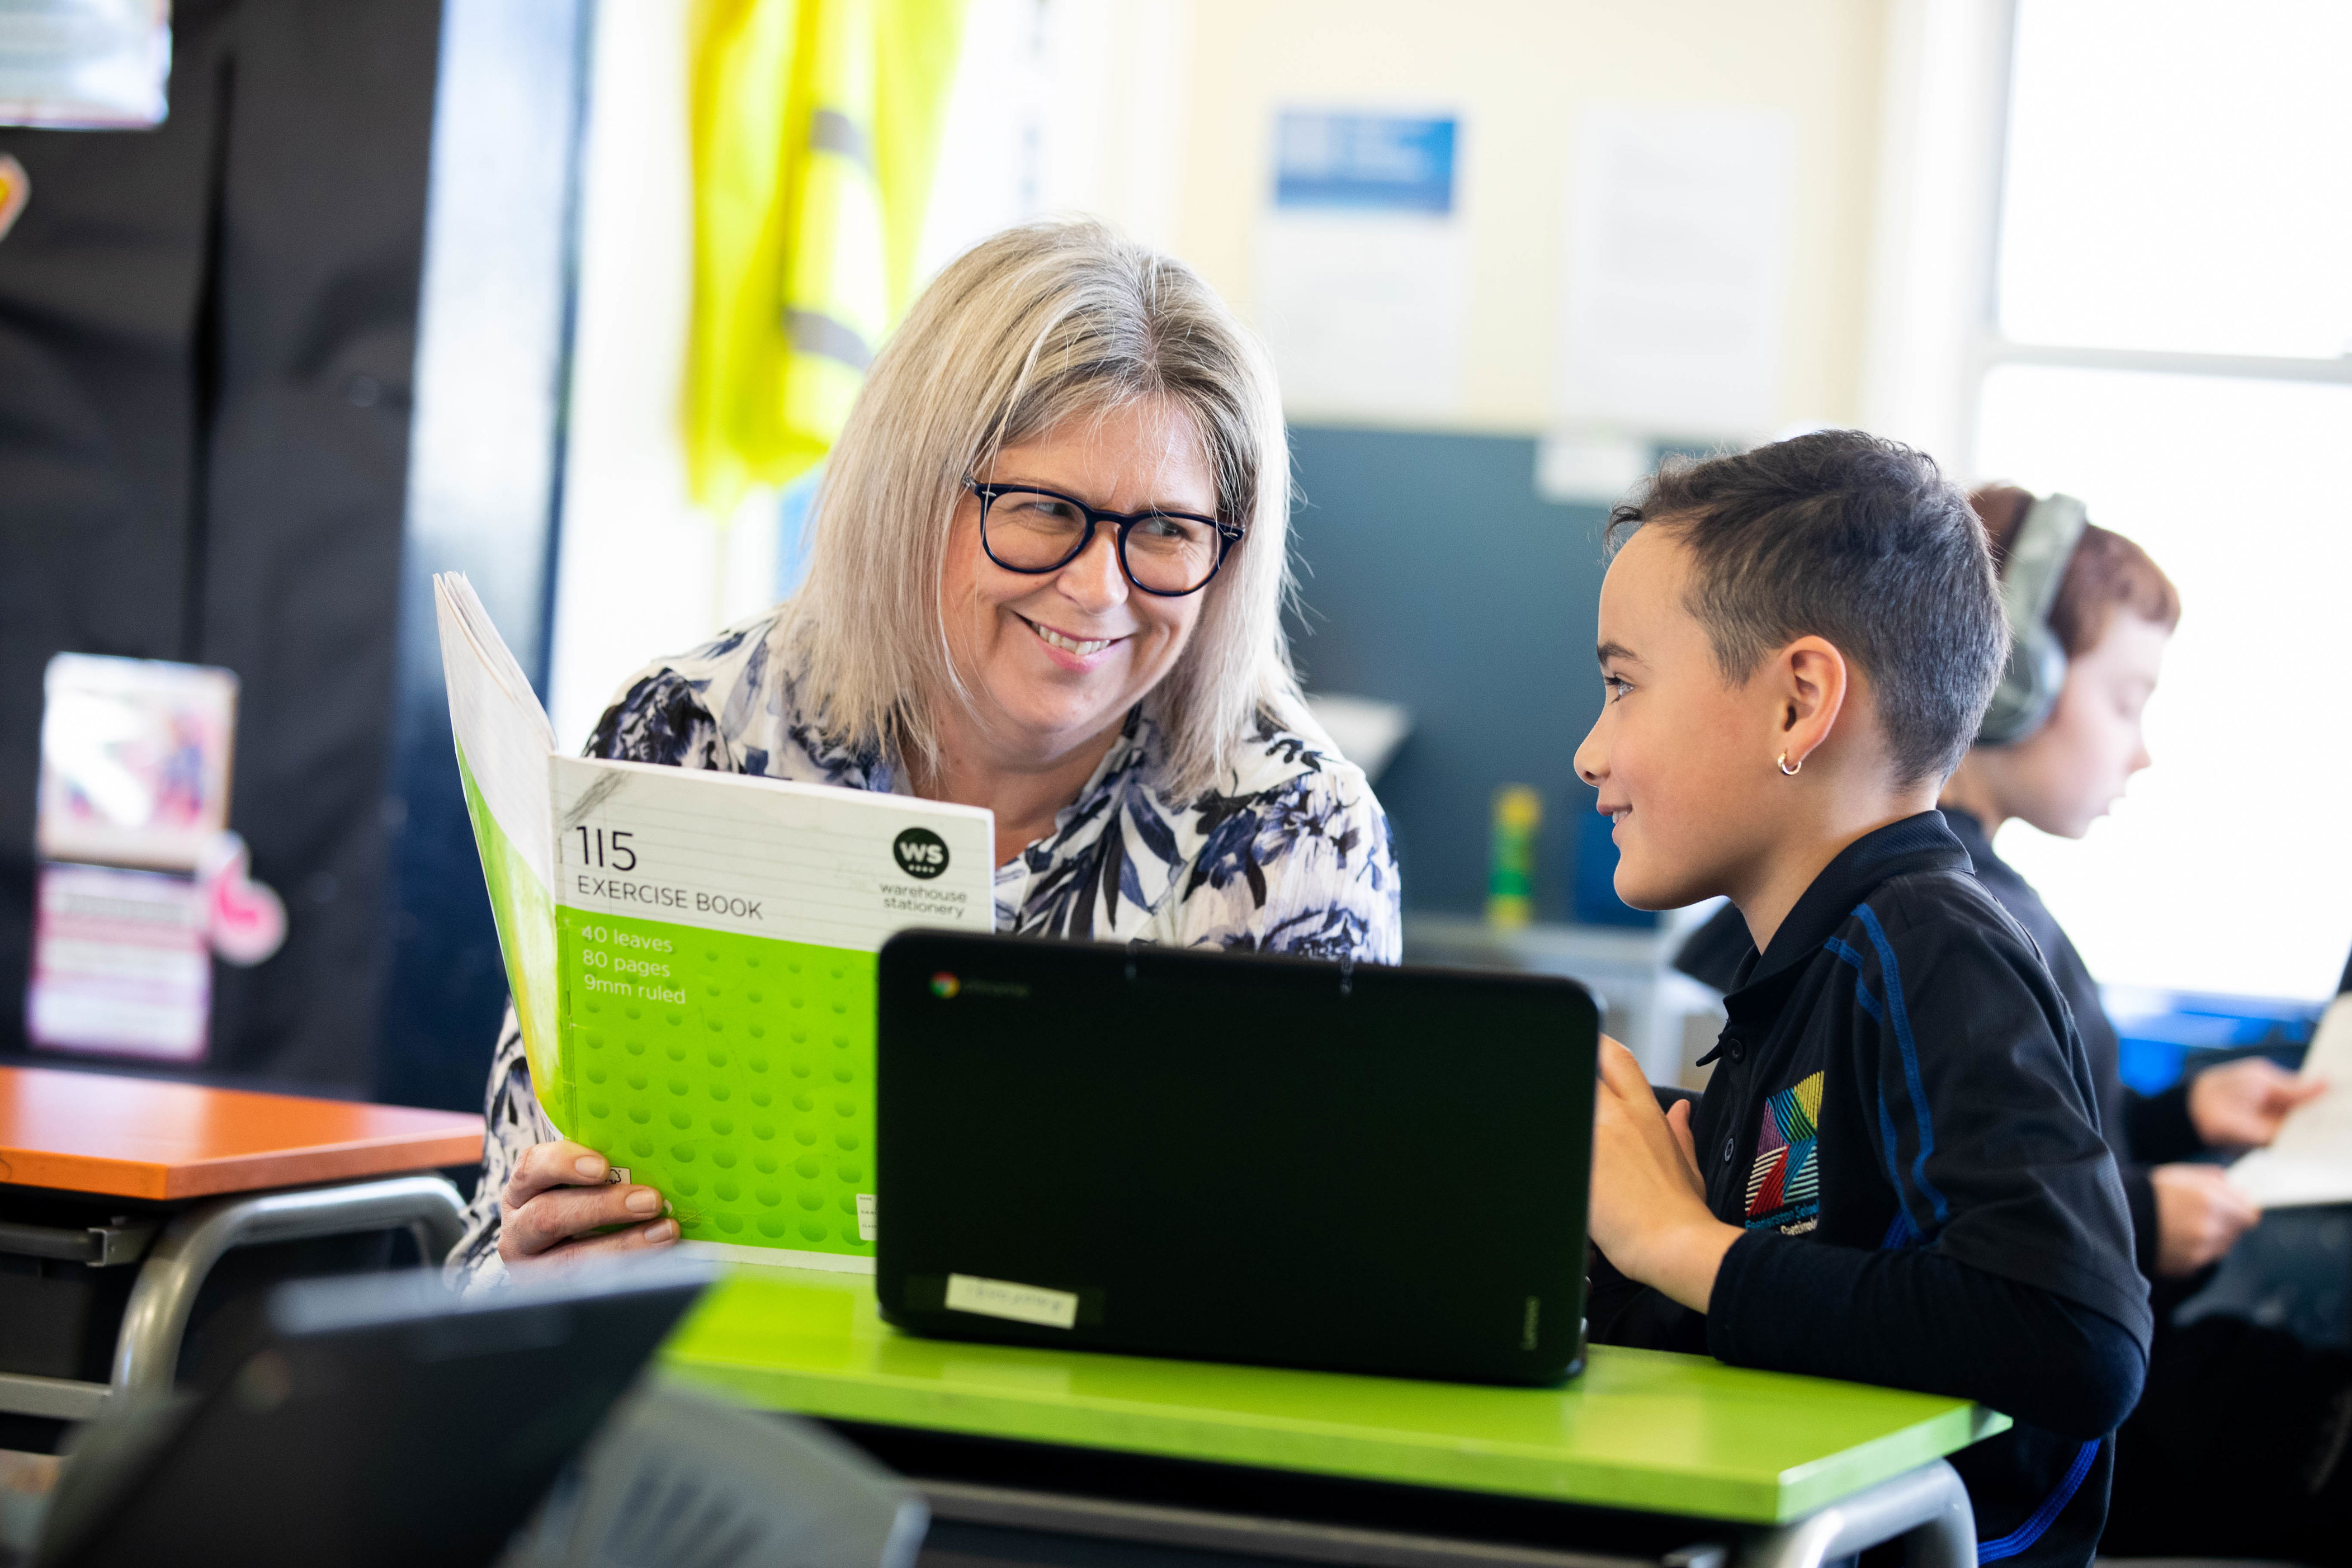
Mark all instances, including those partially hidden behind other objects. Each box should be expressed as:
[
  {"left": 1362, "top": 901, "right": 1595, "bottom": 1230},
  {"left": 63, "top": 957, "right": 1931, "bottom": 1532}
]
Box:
[
  {"left": 434, "top": 573, "right": 563, "bottom": 1127},
  {"left": 2228, "top": 994, "right": 2352, "bottom": 1208}
]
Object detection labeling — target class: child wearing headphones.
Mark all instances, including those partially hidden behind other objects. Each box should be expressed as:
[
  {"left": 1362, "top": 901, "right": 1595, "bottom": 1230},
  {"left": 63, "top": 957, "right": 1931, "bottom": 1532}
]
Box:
[
  {"left": 1938, "top": 486, "right": 2342, "bottom": 1561},
  {"left": 1579, "top": 432, "right": 2148, "bottom": 1568}
]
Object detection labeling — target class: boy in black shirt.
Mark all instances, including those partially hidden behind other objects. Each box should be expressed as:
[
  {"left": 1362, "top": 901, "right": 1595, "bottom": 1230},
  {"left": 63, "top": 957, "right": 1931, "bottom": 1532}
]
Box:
[{"left": 1576, "top": 432, "right": 2150, "bottom": 1568}]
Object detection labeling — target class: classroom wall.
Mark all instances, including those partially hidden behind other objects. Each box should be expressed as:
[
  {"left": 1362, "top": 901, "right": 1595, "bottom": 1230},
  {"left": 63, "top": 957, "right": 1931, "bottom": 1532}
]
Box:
[
  {"left": 1177, "top": 1, "right": 1892, "bottom": 915},
  {"left": 1175, "top": 0, "right": 1890, "bottom": 435},
  {"left": 547, "top": 1, "right": 1895, "bottom": 748},
  {"left": 1284, "top": 428, "right": 1610, "bottom": 918},
  {"left": 541, "top": 0, "right": 1896, "bottom": 922}
]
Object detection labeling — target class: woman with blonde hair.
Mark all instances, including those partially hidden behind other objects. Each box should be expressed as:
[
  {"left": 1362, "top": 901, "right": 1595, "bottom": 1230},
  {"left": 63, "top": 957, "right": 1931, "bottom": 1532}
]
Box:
[{"left": 451, "top": 220, "right": 1400, "bottom": 1281}]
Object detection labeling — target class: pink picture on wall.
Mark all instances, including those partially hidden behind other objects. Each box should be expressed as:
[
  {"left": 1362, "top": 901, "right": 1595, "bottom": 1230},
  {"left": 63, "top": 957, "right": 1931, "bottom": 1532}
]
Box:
[{"left": 36, "top": 653, "right": 239, "bottom": 872}]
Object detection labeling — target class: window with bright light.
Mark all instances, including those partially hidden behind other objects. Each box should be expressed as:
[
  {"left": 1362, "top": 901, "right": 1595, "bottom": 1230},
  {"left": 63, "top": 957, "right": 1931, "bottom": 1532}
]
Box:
[
  {"left": 1975, "top": 0, "right": 2352, "bottom": 1002},
  {"left": 1997, "top": 1, "right": 2352, "bottom": 360}
]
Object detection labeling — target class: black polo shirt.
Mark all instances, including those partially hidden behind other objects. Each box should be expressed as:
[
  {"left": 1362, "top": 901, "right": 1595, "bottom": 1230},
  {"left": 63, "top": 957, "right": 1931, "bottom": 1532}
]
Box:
[
  {"left": 1591, "top": 813, "right": 2152, "bottom": 1568},
  {"left": 1674, "top": 813, "right": 2211, "bottom": 1285}
]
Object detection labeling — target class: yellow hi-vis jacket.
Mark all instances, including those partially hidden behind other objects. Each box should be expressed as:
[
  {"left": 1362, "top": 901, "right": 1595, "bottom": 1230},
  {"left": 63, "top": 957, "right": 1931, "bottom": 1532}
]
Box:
[{"left": 687, "top": 0, "right": 964, "bottom": 513}]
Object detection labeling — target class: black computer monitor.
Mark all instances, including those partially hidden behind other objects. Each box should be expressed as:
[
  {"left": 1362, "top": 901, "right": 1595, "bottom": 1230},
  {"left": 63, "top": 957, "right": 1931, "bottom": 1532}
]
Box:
[{"left": 36, "top": 1257, "right": 712, "bottom": 1568}]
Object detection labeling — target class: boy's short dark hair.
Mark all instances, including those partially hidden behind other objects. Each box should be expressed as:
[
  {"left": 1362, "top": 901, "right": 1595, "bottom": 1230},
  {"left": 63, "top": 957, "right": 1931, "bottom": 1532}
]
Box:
[{"left": 1608, "top": 430, "right": 2005, "bottom": 784}]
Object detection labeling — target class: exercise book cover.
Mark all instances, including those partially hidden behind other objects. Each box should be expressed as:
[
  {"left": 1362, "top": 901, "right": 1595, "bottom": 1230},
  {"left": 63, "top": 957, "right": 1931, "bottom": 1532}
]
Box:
[
  {"left": 434, "top": 572, "right": 994, "bottom": 1272},
  {"left": 550, "top": 757, "right": 989, "bottom": 1269}
]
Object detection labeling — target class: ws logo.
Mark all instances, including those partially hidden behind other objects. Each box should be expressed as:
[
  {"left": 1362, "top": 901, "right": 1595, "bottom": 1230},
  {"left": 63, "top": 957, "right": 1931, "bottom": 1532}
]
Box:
[{"left": 891, "top": 827, "right": 950, "bottom": 880}]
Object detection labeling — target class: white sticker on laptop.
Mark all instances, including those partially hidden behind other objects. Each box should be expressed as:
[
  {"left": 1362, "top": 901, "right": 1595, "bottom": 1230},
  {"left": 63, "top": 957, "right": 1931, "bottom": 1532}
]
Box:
[
  {"left": 944, "top": 1273, "right": 1078, "bottom": 1329},
  {"left": 856, "top": 1193, "right": 877, "bottom": 1242}
]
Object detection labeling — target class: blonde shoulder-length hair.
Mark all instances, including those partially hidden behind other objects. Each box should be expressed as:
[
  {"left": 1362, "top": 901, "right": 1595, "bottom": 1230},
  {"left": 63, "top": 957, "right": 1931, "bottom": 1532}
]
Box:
[{"left": 776, "top": 218, "right": 1306, "bottom": 801}]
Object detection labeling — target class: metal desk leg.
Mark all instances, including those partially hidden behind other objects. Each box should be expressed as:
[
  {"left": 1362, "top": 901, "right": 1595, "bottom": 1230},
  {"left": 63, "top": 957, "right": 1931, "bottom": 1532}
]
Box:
[
  {"left": 915, "top": 1478, "right": 1728, "bottom": 1568},
  {"left": 1737, "top": 1460, "right": 1973, "bottom": 1568},
  {"left": 110, "top": 1174, "right": 466, "bottom": 1395}
]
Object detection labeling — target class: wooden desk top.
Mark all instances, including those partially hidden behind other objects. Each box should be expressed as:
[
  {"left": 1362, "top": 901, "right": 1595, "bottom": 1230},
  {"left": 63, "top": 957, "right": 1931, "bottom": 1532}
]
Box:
[{"left": 0, "top": 1065, "right": 484, "bottom": 1201}]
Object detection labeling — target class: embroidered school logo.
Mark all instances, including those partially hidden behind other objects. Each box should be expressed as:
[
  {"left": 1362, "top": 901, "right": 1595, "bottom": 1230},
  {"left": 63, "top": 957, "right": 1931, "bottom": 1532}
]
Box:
[{"left": 1745, "top": 1071, "right": 1824, "bottom": 1233}]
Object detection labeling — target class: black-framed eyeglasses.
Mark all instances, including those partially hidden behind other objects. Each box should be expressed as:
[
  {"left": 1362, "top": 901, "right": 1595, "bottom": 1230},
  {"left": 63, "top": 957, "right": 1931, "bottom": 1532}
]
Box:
[{"left": 965, "top": 478, "right": 1244, "bottom": 598}]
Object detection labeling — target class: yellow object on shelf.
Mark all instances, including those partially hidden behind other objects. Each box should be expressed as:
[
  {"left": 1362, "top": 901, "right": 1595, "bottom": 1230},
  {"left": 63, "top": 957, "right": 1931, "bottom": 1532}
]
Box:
[
  {"left": 686, "top": 0, "right": 965, "bottom": 514},
  {"left": 1485, "top": 783, "right": 1542, "bottom": 929}
]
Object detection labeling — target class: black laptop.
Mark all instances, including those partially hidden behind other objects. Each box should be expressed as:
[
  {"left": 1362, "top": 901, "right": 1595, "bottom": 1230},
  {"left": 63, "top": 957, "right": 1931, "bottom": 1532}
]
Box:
[
  {"left": 873, "top": 932, "right": 1599, "bottom": 1386},
  {"left": 35, "top": 1257, "right": 714, "bottom": 1568}
]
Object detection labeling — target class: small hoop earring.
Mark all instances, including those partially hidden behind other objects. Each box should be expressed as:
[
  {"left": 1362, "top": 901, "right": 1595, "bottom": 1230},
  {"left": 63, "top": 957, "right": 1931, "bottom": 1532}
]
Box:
[{"left": 1777, "top": 753, "right": 1802, "bottom": 777}]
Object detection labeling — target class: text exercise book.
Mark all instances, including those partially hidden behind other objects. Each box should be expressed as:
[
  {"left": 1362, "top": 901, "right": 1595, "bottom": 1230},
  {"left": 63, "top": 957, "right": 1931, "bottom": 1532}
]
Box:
[
  {"left": 874, "top": 931, "right": 1602, "bottom": 1385},
  {"left": 434, "top": 574, "right": 992, "bottom": 1268}
]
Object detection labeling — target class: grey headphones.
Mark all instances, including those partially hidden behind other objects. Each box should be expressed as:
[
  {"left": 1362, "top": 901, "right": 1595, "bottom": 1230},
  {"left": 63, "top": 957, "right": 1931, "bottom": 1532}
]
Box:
[{"left": 1975, "top": 492, "right": 2089, "bottom": 746}]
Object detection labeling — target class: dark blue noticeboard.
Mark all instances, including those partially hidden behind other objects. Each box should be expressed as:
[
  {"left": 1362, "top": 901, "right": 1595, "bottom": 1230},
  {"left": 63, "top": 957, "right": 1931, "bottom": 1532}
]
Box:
[
  {"left": 1273, "top": 111, "right": 1457, "bottom": 215},
  {"left": 1283, "top": 426, "right": 1608, "bottom": 920}
]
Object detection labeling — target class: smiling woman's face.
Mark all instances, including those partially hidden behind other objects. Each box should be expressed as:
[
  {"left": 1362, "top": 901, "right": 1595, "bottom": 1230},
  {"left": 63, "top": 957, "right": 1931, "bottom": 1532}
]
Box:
[{"left": 939, "top": 398, "right": 1217, "bottom": 767}]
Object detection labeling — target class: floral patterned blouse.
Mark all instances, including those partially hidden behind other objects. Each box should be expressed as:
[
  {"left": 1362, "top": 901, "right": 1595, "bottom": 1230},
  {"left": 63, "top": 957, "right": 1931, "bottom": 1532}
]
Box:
[{"left": 448, "top": 608, "right": 1401, "bottom": 1284}]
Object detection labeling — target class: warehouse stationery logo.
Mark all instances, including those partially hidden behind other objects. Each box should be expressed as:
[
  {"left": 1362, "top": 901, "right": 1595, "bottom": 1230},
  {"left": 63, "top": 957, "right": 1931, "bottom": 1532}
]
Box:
[{"left": 892, "top": 827, "right": 950, "bottom": 880}]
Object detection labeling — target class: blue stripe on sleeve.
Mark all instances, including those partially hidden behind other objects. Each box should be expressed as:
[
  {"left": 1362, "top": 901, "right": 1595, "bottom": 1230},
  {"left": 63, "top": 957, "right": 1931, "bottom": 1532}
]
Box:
[
  {"left": 1878, "top": 1093, "right": 1905, "bottom": 1197},
  {"left": 1977, "top": 1439, "right": 2100, "bottom": 1563},
  {"left": 1853, "top": 904, "right": 1950, "bottom": 1225},
  {"left": 1825, "top": 937, "right": 1914, "bottom": 1215},
  {"left": 1826, "top": 938, "right": 1887, "bottom": 1026}
]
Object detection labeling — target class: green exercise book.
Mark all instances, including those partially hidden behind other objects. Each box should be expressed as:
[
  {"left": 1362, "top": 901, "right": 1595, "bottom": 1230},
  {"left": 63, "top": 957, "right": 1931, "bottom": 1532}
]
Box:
[{"left": 433, "top": 573, "right": 994, "bottom": 1270}]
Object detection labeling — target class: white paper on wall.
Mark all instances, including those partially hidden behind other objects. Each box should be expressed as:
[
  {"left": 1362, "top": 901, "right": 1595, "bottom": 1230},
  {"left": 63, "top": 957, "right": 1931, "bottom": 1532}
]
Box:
[
  {"left": 27, "top": 863, "right": 209, "bottom": 1061},
  {"left": 37, "top": 653, "right": 238, "bottom": 873},
  {"left": 1255, "top": 110, "right": 1468, "bottom": 421},
  {"left": 1556, "top": 103, "right": 1796, "bottom": 440},
  {"left": 0, "top": 0, "right": 170, "bottom": 129}
]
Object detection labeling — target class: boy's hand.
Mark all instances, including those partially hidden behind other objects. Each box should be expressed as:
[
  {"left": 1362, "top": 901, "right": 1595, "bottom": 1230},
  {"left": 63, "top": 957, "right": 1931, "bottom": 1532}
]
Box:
[
  {"left": 1589, "top": 1037, "right": 1742, "bottom": 1313},
  {"left": 2188, "top": 1056, "right": 2323, "bottom": 1150},
  {"left": 2150, "top": 1162, "right": 2260, "bottom": 1276}
]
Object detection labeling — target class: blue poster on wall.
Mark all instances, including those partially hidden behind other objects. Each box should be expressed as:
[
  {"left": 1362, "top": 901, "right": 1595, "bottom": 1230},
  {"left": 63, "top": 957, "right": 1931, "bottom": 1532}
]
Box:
[
  {"left": 1273, "top": 111, "right": 1457, "bottom": 215},
  {"left": 1259, "top": 109, "right": 1468, "bottom": 418}
]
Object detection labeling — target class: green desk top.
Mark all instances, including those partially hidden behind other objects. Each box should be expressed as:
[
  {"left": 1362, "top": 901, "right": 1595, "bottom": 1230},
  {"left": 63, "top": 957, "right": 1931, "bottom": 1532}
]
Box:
[{"left": 660, "top": 1268, "right": 2005, "bottom": 1525}]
